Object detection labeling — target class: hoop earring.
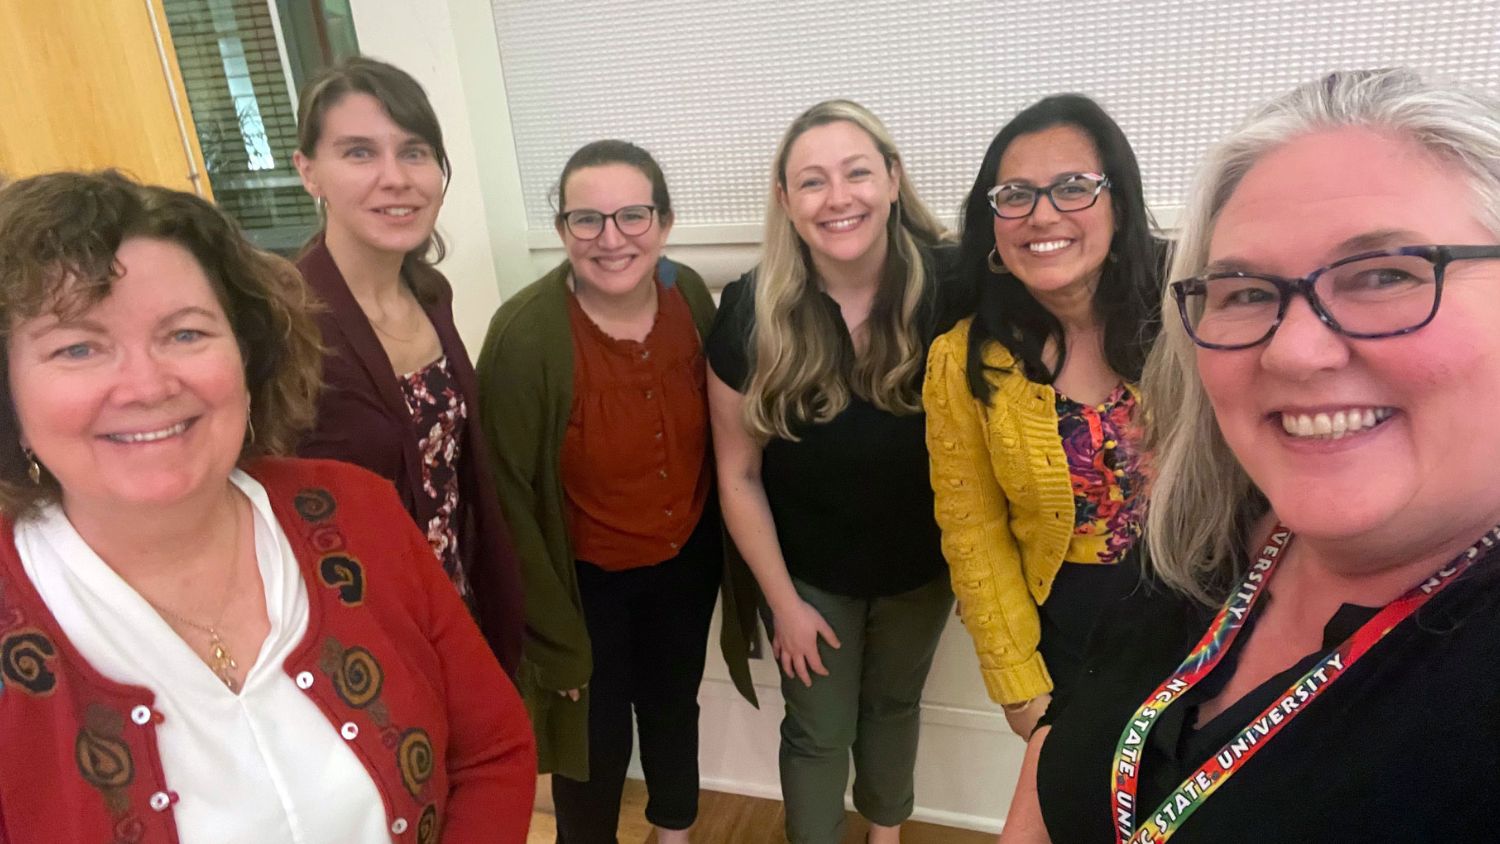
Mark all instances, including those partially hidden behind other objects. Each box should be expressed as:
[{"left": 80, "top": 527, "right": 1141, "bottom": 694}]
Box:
[
  {"left": 314, "top": 196, "right": 326, "bottom": 216},
  {"left": 246, "top": 417, "right": 256, "bottom": 447},
  {"left": 987, "top": 248, "right": 1009, "bottom": 275},
  {"left": 21, "top": 448, "right": 40, "bottom": 485}
]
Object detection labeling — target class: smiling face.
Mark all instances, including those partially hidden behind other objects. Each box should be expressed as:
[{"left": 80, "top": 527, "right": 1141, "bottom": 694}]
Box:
[
  {"left": 1198, "top": 126, "right": 1500, "bottom": 552},
  {"left": 7, "top": 237, "right": 249, "bottom": 517},
  {"left": 992, "top": 123, "right": 1115, "bottom": 300},
  {"left": 294, "top": 91, "right": 445, "bottom": 261},
  {"left": 557, "top": 163, "right": 672, "bottom": 298},
  {"left": 779, "top": 120, "right": 900, "bottom": 273}
]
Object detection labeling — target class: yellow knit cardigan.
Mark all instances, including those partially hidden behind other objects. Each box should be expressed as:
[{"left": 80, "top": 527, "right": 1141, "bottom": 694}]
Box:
[{"left": 924, "top": 317, "right": 1079, "bottom": 705}]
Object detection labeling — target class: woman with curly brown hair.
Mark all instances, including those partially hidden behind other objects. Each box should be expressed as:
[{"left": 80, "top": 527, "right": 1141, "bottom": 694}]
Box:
[{"left": 0, "top": 171, "right": 534, "bottom": 843}]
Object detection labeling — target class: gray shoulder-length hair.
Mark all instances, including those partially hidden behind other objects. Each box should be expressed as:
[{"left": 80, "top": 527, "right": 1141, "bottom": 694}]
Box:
[{"left": 1141, "top": 68, "right": 1500, "bottom": 605}]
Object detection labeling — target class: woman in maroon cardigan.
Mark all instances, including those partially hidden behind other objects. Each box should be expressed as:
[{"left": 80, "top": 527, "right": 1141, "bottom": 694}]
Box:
[{"left": 291, "top": 57, "right": 523, "bottom": 675}]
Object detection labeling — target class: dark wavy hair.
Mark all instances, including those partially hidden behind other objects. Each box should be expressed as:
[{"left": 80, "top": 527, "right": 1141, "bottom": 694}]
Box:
[
  {"left": 0, "top": 171, "right": 323, "bottom": 516},
  {"left": 553, "top": 139, "right": 674, "bottom": 223},
  {"left": 960, "top": 94, "right": 1163, "bottom": 401}
]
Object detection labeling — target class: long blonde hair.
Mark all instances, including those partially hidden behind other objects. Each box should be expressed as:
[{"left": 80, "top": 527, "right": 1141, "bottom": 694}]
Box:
[
  {"left": 1142, "top": 68, "right": 1500, "bottom": 604},
  {"left": 744, "top": 100, "right": 949, "bottom": 440}
]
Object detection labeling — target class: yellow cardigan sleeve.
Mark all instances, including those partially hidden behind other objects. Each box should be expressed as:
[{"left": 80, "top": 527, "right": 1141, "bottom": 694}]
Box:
[{"left": 924, "top": 328, "right": 1053, "bottom": 704}]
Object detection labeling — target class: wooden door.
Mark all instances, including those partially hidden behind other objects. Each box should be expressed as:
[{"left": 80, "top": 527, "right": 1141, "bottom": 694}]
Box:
[{"left": 0, "top": 0, "right": 210, "bottom": 196}]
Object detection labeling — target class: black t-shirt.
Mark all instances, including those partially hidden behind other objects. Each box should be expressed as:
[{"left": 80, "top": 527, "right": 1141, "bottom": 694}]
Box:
[
  {"left": 705, "top": 243, "right": 970, "bottom": 598},
  {"left": 1036, "top": 551, "right": 1500, "bottom": 843}
]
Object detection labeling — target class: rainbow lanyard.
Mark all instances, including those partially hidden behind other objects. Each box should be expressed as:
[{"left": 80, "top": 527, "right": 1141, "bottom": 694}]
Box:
[{"left": 1109, "top": 523, "right": 1500, "bottom": 844}]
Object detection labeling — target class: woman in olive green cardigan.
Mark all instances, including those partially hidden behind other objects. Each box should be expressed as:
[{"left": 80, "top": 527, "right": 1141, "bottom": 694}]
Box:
[{"left": 475, "top": 251, "right": 760, "bottom": 783}]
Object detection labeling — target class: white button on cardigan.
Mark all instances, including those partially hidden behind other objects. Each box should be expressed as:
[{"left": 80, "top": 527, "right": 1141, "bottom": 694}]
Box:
[{"left": 16, "top": 472, "right": 392, "bottom": 844}]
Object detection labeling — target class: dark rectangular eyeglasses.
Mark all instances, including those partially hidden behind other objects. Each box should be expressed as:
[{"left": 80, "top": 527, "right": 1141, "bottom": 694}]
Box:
[
  {"left": 1171, "top": 244, "right": 1500, "bottom": 350},
  {"left": 561, "top": 204, "right": 657, "bottom": 240},
  {"left": 987, "top": 173, "right": 1110, "bottom": 219}
]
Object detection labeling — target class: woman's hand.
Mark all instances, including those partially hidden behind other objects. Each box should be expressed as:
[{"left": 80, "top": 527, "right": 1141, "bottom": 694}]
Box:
[
  {"left": 556, "top": 687, "right": 583, "bottom": 702},
  {"left": 1003, "top": 693, "right": 1052, "bottom": 739},
  {"left": 997, "top": 726, "right": 1053, "bottom": 843},
  {"left": 771, "top": 598, "right": 842, "bottom": 687},
  {"left": 710, "top": 369, "right": 841, "bottom": 689}
]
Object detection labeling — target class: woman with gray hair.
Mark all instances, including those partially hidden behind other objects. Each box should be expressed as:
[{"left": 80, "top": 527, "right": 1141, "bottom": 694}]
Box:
[{"left": 998, "top": 68, "right": 1500, "bottom": 843}]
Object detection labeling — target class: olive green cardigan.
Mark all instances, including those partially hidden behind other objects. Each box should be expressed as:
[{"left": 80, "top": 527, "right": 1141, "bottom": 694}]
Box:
[{"left": 475, "top": 259, "right": 760, "bottom": 780}]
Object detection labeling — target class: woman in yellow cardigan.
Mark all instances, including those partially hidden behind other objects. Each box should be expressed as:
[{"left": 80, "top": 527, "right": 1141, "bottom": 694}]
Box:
[{"left": 925, "top": 95, "right": 1164, "bottom": 738}]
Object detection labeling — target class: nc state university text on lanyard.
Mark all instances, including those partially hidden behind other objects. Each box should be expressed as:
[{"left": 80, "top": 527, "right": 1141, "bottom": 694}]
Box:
[{"left": 1110, "top": 523, "right": 1500, "bottom": 844}]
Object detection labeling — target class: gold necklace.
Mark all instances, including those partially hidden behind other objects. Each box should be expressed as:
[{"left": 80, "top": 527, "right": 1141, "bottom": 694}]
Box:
[
  {"left": 146, "top": 501, "right": 243, "bottom": 692},
  {"left": 369, "top": 311, "right": 421, "bottom": 344},
  {"left": 361, "top": 287, "right": 425, "bottom": 345}
]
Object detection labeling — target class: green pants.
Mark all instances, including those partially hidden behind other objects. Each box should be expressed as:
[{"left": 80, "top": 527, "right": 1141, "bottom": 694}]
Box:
[{"left": 767, "top": 575, "right": 954, "bottom": 844}]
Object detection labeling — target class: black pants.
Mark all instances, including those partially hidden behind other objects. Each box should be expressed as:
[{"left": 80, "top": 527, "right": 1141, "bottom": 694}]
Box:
[
  {"left": 552, "top": 511, "right": 722, "bottom": 843},
  {"left": 1037, "top": 545, "right": 1137, "bottom": 703}
]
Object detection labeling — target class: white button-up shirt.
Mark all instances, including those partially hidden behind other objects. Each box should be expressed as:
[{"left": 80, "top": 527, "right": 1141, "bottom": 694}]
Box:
[{"left": 15, "top": 471, "right": 391, "bottom": 843}]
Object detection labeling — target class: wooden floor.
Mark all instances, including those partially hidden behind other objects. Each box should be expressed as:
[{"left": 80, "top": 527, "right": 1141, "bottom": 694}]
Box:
[{"left": 528, "top": 777, "right": 994, "bottom": 843}]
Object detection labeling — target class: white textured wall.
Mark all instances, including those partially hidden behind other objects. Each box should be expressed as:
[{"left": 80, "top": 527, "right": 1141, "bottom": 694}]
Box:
[{"left": 490, "top": 0, "right": 1500, "bottom": 245}]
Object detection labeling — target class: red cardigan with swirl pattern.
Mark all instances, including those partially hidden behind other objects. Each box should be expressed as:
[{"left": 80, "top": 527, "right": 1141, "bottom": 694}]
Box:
[{"left": 0, "top": 458, "right": 535, "bottom": 843}]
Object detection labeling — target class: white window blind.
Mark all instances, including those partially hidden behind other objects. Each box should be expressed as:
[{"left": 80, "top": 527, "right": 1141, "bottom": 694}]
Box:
[{"left": 490, "top": 0, "right": 1500, "bottom": 237}]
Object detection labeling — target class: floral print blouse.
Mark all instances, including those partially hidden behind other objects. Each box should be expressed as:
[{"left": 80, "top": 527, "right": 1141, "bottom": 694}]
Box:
[
  {"left": 399, "top": 356, "right": 470, "bottom": 597},
  {"left": 1055, "top": 384, "right": 1143, "bottom": 565}
]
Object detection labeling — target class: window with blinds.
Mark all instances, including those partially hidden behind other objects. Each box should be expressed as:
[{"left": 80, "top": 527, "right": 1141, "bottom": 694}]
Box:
[
  {"left": 489, "top": 0, "right": 1500, "bottom": 236},
  {"left": 162, "top": 0, "right": 356, "bottom": 254}
]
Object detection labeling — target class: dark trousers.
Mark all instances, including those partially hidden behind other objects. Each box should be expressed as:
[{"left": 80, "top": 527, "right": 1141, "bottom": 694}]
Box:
[
  {"left": 552, "top": 511, "right": 722, "bottom": 843},
  {"left": 1037, "top": 546, "right": 1136, "bottom": 703}
]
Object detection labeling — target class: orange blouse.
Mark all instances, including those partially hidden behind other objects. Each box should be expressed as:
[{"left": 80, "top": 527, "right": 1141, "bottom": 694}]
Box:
[{"left": 560, "top": 282, "right": 711, "bottom": 571}]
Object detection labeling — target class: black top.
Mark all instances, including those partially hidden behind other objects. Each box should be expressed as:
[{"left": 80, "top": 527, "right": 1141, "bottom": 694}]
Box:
[
  {"left": 706, "top": 244, "right": 969, "bottom": 598},
  {"left": 1036, "top": 550, "right": 1500, "bottom": 843}
]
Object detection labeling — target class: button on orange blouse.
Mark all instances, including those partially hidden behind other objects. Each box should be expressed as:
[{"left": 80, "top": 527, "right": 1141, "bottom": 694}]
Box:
[{"left": 561, "top": 281, "right": 711, "bottom": 571}]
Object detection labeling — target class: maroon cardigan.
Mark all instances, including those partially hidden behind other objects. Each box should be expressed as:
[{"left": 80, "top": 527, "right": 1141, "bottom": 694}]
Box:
[
  {"left": 0, "top": 458, "right": 535, "bottom": 843},
  {"left": 296, "top": 236, "right": 523, "bottom": 676}
]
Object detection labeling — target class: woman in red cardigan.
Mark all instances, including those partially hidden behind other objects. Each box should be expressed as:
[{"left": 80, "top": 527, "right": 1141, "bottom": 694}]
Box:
[
  {"left": 0, "top": 171, "right": 535, "bottom": 843},
  {"left": 291, "top": 57, "right": 524, "bottom": 675}
]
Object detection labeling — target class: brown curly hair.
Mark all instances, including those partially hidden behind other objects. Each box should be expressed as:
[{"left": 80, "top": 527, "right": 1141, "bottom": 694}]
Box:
[{"left": 0, "top": 170, "right": 323, "bottom": 516}]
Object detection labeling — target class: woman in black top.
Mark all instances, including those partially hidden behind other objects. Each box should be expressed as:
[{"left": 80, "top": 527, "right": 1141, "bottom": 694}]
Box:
[
  {"left": 1000, "top": 69, "right": 1500, "bottom": 843},
  {"left": 706, "top": 100, "right": 970, "bottom": 844}
]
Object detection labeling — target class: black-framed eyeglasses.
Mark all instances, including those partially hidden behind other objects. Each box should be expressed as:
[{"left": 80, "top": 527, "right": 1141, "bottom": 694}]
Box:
[
  {"left": 1171, "top": 244, "right": 1500, "bottom": 350},
  {"left": 987, "top": 172, "right": 1111, "bottom": 219},
  {"left": 560, "top": 204, "right": 657, "bottom": 240}
]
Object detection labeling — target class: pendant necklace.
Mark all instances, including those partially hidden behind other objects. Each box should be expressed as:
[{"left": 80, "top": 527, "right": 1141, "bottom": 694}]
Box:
[{"left": 147, "top": 499, "right": 244, "bottom": 692}]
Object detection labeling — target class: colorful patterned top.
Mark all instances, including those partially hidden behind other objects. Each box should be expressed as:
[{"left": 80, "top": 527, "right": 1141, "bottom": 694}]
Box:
[
  {"left": 399, "top": 356, "right": 470, "bottom": 597},
  {"left": 1055, "top": 384, "right": 1143, "bottom": 565}
]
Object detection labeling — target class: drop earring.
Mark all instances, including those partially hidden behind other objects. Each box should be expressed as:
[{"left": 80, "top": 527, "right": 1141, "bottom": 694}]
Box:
[
  {"left": 21, "top": 448, "right": 40, "bottom": 485},
  {"left": 987, "top": 248, "right": 1008, "bottom": 275}
]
